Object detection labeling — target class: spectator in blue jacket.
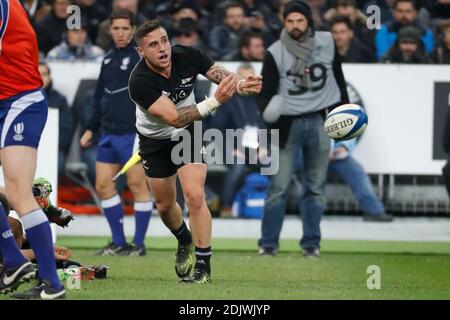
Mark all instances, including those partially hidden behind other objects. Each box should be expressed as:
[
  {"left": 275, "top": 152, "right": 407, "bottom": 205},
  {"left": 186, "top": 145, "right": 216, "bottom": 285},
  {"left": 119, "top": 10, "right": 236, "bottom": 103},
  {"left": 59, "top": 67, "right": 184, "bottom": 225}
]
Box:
[
  {"left": 209, "top": 1, "right": 247, "bottom": 60},
  {"left": 381, "top": 25, "right": 432, "bottom": 63},
  {"left": 38, "top": 62, "right": 74, "bottom": 178},
  {"left": 328, "top": 139, "right": 394, "bottom": 222},
  {"left": 375, "top": 0, "right": 434, "bottom": 60}
]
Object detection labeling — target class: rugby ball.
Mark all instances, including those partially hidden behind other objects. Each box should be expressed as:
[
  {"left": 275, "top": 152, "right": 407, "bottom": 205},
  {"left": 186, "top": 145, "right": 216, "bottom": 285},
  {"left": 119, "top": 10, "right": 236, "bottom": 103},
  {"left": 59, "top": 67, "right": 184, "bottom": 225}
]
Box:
[{"left": 324, "top": 104, "right": 368, "bottom": 141}]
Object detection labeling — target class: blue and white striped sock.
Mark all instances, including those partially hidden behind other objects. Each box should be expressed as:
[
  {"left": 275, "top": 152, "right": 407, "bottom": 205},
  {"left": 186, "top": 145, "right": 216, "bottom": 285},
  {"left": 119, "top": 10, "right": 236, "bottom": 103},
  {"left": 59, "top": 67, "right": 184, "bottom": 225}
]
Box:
[
  {"left": 132, "top": 201, "right": 153, "bottom": 248},
  {"left": 102, "top": 195, "right": 126, "bottom": 246},
  {"left": 21, "top": 209, "right": 62, "bottom": 290},
  {"left": 0, "top": 205, "right": 26, "bottom": 268}
]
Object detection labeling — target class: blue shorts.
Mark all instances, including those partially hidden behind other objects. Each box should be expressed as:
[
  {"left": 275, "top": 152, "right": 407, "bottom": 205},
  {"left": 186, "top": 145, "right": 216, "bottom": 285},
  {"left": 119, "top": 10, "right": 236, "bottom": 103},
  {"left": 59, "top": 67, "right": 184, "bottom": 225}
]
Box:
[
  {"left": 97, "top": 133, "right": 139, "bottom": 165},
  {"left": 0, "top": 89, "right": 48, "bottom": 149}
]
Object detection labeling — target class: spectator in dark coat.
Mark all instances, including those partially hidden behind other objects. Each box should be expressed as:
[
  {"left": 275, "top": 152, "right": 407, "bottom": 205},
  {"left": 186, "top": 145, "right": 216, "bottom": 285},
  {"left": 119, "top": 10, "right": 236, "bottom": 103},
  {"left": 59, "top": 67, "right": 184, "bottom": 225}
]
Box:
[
  {"left": 419, "top": 0, "right": 450, "bottom": 33},
  {"left": 330, "top": 16, "right": 375, "bottom": 62},
  {"left": 324, "top": 0, "right": 376, "bottom": 52},
  {"left": 238, "top": 0, "right": 272, "bottom": 18},
  {"left": 267, "top": 0, "right": 290, "bottom": 39},
  {"left": 432, "top": 19, "right": 450, "bottom": 64},
  {"left": 34, "top": 0, "right": 74, "bottom": 54},
  {"left": 209, "top": 1, "right": 247, "bottom": 59},
  {"left": 74, "top": 0, "right": 109, "bottom": 43},
  {"left": 224, "top": 30, "right": 265, "bottom": 61},
  {"left": 167, "top": 0, "right": 211, "bottom": 44},
  {"left": 46, "top": 17, "right": 104, "bottom": 61},
  {"left": 38, "top": 62, "right": 74, "bottom": 177},
  {"left": 246, "top": 10, "right": 277, "bottom": 47},
  {"left": 171, "top": 18, "right": 211, "bottom": 56},
  {"left": 381, "top": 25, "right": 432, "bottom": 63},
  {"left": 20, "top": 0, "right": 49, "bottom": 22}
]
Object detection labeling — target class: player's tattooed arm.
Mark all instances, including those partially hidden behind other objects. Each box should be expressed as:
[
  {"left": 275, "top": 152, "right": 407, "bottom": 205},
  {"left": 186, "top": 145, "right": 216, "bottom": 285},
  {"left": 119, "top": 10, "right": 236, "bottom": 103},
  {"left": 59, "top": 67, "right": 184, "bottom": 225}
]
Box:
[
  {"left": 206, "top": 63, "right": 241, "bottom": 84},
  {"left": 173, "top": 105, "right": 203, "bottom": 128},
  {"left": 148, "top": 96, "right": 203, "bottom": 128},
  {"left": 149, "top": 75, "right": 239, "bottom": 128}
]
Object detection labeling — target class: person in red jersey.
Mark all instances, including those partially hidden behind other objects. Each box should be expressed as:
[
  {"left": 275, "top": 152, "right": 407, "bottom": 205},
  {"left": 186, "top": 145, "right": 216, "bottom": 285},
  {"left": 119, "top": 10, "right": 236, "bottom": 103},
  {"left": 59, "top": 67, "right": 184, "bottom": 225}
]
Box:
[{"left": 0, "top": 0, "right": 65, "bottom": 299}]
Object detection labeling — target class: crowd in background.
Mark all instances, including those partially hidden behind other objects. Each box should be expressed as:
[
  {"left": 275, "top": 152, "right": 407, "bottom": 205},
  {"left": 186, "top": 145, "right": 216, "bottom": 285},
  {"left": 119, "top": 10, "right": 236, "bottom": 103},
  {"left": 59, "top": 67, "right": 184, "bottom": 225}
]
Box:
[
  {"left": 24, "top": 0, "right": 449, "bottom": 218},
  {"left": 22, "top": 0, "right": 450, "bottom": 64}
]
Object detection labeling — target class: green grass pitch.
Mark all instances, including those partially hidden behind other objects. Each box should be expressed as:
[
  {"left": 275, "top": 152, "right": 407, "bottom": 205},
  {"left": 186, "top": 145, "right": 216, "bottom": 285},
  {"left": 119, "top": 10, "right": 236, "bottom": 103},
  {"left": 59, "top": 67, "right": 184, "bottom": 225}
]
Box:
[{"left": 1, "top": 236, "right": 450, "bottom": 300}]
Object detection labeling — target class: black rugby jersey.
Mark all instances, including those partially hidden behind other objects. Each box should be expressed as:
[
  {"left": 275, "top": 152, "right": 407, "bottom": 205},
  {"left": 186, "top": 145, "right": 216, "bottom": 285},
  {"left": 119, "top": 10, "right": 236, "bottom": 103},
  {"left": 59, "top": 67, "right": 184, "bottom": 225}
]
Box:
[{"left": 129, "top": 45, "right": 214, "bottom": 139}]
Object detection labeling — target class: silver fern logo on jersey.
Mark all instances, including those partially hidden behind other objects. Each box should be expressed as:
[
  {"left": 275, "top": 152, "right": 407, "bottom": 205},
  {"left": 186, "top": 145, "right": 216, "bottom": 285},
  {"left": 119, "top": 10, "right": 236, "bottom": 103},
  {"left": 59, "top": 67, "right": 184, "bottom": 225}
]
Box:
[{"left": 13, "top": 122, "right": 24, "bottom": 142}]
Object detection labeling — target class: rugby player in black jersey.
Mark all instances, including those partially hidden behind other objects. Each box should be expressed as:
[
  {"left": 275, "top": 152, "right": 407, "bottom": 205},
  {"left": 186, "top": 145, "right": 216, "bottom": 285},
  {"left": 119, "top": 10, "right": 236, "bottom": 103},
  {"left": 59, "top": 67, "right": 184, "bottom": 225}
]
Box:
[{"left": 129, "top": 20, "right": 262, "bottom": 283}]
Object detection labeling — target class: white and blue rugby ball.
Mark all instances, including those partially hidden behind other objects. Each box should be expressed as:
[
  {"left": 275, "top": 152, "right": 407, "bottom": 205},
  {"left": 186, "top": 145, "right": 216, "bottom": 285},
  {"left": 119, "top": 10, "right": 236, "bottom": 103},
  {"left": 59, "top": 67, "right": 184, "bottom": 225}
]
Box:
[{"left": 324, "top": 104, "right": 368, "bottom": 141}]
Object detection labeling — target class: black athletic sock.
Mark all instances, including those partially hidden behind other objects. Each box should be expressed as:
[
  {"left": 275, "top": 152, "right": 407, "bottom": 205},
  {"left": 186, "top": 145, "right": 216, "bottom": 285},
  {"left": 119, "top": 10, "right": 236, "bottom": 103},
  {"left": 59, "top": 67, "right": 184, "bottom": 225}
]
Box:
[
  {"left": 195, "top": 246, "right": 211, "bottom": 274},
  {"left": 171, "top": 221, "right": 192, "bottom": 246}
]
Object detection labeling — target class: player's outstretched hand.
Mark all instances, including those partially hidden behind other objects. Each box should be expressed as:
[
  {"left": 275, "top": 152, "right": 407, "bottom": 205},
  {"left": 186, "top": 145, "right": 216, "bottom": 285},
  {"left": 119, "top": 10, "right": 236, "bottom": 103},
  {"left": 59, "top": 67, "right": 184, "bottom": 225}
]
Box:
[
  {"left": 214, "top": 74, "right": 238, "bottom": 104},
  {"left": 80, "top": 130, "right": 93, "bottom": 148},
  {"left": 54, "top": 246, "right": 72, "bottom": 261},
  {"left": 238, "top": 74, "right": 263, "bottom": 96}
]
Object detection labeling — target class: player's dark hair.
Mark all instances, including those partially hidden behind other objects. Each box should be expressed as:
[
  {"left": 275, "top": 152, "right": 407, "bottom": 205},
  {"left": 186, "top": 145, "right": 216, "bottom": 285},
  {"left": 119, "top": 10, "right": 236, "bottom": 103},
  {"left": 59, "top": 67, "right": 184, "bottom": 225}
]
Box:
[
  {"left": 393, "top": 0, "right": 418, "bottom": 11},
  {"left": 238, "top": 31, "right": 264, "bottom": 49},
  {"left": 135, "top": 20, "right": 162, "bottom": 44},
  {"left": 110, "top": 8, "right": 136, "bottom": 26},
  {"left": 330, "top": 15, "right": 353, "bottom": 31}
]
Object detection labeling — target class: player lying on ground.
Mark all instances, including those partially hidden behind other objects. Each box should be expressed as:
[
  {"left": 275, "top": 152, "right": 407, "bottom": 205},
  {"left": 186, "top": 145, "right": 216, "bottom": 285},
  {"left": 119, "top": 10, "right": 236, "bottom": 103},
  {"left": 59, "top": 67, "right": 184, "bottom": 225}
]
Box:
[{"left": 0, "top": 178, "right": 74, "bottom": 267}]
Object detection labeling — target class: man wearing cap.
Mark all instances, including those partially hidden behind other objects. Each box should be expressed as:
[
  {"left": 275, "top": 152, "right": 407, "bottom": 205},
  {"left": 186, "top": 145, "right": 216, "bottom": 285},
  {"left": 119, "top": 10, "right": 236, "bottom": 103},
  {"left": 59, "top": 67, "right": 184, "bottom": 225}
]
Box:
[
  {"left": 381, "top": 25, "right": 432, "bottom": 63},
  {"left": 258, "top": 0, "right": 349, "bottom": 257}
]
